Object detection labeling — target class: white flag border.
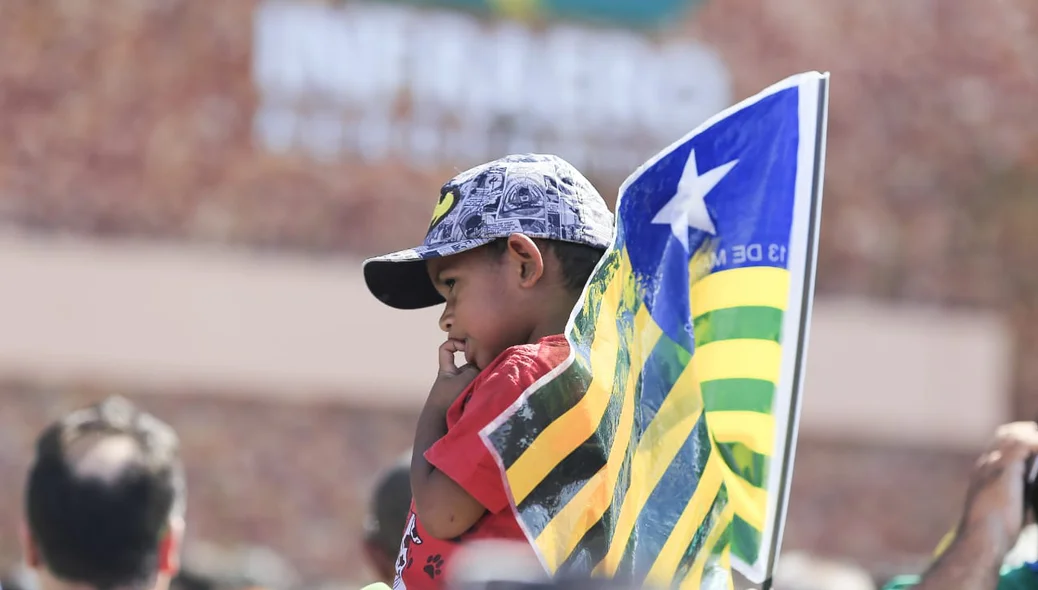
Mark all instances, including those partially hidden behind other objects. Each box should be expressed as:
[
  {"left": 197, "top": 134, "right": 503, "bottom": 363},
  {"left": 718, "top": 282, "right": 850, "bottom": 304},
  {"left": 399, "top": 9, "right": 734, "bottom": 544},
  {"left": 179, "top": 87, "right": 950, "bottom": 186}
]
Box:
[{"left": 738, "top": 71, "right": 830, "bottom": 584}]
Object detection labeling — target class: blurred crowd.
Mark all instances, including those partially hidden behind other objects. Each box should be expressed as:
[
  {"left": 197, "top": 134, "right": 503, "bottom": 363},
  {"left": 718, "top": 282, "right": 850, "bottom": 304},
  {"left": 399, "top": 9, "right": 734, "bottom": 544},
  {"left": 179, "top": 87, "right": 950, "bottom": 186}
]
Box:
[{"left": 3, "top": 396, "right": 1034, "bottom": 590}]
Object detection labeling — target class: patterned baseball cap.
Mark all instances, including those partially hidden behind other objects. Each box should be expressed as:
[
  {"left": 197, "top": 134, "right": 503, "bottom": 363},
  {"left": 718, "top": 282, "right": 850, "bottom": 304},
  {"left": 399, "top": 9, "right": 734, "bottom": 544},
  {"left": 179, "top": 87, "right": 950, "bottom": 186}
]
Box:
[{"left": 363, "top": 154, "right": 614, "bottom": 309}]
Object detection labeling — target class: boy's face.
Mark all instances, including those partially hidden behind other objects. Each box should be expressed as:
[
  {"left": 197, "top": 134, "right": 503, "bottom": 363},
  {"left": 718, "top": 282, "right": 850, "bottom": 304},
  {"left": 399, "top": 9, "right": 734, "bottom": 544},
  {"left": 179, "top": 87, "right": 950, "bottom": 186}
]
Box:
[{"left": 427, "top": 245, "right": 533, "bottom": 370}]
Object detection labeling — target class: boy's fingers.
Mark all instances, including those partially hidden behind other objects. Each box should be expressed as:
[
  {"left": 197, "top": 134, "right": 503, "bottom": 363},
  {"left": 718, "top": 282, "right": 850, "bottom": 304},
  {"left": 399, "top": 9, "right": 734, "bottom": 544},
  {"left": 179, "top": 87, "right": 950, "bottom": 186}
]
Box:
[{"left": 438, "top": 339, "right": 466, "bottom": 374}]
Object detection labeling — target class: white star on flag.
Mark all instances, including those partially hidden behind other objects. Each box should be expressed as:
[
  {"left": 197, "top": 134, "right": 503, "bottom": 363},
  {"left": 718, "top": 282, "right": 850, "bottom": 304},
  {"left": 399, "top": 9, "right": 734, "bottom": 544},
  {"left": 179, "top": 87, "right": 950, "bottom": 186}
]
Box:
[{"left": 651, "top": 149, "right": 739, "bottom": 249}]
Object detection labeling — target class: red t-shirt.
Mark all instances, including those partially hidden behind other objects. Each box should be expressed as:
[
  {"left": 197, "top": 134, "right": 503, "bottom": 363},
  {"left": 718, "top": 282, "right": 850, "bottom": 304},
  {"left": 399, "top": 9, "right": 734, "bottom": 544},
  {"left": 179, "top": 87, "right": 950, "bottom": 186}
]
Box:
[{"left": 392, "top": 334, "right": 570, "bottom": 590}]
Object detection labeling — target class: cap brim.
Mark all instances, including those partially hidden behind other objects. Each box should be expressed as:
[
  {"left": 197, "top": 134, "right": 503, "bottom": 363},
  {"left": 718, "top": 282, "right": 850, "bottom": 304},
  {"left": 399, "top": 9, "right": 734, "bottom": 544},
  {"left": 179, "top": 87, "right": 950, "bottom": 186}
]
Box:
[{"left": 362, "top": 238, "right": 494, "bottom": 310}]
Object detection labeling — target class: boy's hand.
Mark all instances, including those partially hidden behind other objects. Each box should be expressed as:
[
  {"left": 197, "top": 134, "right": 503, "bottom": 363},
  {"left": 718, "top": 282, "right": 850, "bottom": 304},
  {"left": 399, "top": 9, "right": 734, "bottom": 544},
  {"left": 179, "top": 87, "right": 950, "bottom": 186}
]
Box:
[
  {"left": 411, "top": 338, "right": 487, "bottom": 539},
  {"left": 429, "top": 339, "right": 480, "bottom": 407}
]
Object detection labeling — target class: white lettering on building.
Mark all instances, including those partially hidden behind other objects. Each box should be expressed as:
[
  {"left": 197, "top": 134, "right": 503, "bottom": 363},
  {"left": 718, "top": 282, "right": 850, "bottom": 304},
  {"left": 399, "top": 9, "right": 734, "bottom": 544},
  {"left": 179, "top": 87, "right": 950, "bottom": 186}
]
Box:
[{"left": 252, "top": 0, "right": 731, "bottom": 177}]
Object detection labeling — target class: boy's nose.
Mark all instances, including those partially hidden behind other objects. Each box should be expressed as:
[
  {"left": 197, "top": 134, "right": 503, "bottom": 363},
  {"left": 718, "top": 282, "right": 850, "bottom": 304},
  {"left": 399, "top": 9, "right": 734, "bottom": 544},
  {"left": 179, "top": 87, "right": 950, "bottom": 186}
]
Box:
[{"left": 438, "top": 308, "right": 453, "bottom": 333}]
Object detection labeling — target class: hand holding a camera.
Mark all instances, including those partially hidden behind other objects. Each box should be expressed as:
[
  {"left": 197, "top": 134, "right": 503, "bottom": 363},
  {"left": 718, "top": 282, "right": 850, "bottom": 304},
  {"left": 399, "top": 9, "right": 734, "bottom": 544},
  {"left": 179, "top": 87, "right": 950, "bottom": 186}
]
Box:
[
  {"left": 960, "top": 421, "right": 1038, "bottom": 555},
  {"left": 909, "top": 421, "right": 1038, "bottom": 590}
]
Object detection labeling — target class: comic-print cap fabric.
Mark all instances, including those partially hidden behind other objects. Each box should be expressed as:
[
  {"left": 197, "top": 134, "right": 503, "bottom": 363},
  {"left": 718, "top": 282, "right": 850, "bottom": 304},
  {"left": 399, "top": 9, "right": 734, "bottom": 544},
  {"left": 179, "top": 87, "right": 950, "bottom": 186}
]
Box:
[{"left": 363, "top": 154, "right": 615, "bottom": 310}]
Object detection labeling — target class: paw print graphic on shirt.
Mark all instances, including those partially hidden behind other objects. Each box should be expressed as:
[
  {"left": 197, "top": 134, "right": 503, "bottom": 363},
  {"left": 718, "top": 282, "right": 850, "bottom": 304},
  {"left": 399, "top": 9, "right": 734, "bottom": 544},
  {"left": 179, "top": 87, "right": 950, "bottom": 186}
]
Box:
[{"left": 423, "top": 554, "right": 444, "bottom": 579}]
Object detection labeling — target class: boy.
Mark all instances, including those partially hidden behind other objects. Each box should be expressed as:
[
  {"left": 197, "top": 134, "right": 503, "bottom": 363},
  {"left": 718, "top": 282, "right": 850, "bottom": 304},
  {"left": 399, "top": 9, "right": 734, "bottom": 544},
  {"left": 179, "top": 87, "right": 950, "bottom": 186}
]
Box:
[{"left": 363, "top": 154, "right": 614, "bottom": 590}]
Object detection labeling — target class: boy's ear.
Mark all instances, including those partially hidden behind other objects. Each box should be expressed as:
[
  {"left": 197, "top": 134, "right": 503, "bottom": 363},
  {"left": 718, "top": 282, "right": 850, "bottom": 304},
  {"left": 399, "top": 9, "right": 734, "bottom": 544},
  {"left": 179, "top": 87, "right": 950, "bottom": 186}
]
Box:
[{"left": 504, "top": 234, "right": 544, "bottom": 287}]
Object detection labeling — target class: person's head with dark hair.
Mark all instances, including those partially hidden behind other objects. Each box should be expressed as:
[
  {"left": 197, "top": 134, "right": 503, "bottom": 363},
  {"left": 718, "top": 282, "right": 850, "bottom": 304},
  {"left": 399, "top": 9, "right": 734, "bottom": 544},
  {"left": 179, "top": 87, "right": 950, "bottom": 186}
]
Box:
[
  {"left": 169, "top": 569, "right": 217, "bottom": 590},
  {"left": 22, "top": 396, "right": 186, "bottom": 590},
  {"left": 362, "top": 459, "right": 412, "bottom": 584}
]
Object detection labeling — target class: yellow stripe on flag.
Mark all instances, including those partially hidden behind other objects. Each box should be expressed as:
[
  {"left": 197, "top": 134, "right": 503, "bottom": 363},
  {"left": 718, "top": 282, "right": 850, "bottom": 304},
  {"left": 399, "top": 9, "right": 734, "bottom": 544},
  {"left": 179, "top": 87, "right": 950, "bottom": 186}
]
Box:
[
  {"left": 724, "top": 469, "right": 768, "bottom": 533},
  {"left": 680, "top": 503, "right": 736, "bottom": 590},
  {"left": 504, "top": 252, "right": 631, "bottom": 504},
  {"left": 707, "top": 411, "right": 775, "bottom": 457},
  {"left": 633, "top": 304, "right": 663, "bottom": 368},
  {"left": 689, "top": 266, "right": 790, "bottom": 317},
  {"left": 692, "top": 339, "right": 782, "bottom": 383},
  {"left": 643, "top": 452, "right": 725, "bottom": 585},
  {"left": 534, "top": 337, "right": 641, "bottom": 571},
  {"left": 594, "top": 357, "right": 703, "bottom": 576},
  {"left": 719, "top": 546, "right": 734, "bottom": 590}
]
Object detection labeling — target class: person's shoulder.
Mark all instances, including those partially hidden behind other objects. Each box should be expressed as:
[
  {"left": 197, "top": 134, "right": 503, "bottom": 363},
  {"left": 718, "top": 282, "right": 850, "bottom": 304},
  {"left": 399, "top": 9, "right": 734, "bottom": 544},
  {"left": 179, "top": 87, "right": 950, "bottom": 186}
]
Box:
[
  {"left": 494, "top": 335, "right": 571, "bottom": 373},
  {"left": 471, "top": 335, "right": 570, "bottom": 390}
]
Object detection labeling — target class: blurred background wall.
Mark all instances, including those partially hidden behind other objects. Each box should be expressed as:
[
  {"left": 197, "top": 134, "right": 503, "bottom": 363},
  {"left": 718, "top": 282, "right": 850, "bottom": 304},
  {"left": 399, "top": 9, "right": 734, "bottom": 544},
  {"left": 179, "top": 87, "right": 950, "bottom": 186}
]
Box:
[{"left": 0, "top": 0, "right": 1036, "bottom": 586}]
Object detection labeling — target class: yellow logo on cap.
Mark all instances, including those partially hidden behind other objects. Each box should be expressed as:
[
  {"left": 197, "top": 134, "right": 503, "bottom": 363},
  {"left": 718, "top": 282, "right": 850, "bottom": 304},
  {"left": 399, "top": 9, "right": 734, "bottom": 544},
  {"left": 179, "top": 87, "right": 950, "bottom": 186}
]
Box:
[{"left": 429, "top": 190, "right": 457, "bottom": 229}]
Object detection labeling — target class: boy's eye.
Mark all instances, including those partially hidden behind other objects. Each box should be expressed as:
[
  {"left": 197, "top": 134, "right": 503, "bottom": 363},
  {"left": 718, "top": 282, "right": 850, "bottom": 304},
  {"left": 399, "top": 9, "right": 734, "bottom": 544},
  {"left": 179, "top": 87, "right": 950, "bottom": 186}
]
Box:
[{"left": 444, "top": 278, "right": 456, "bottom": 290}]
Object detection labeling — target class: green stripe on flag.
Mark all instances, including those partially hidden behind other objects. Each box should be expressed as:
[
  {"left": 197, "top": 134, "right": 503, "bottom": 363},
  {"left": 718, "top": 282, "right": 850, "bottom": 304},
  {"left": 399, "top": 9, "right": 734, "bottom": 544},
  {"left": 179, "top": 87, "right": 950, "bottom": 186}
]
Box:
[
  {"left": 710, "top": 519, "right": 732, "bottom": 557},
  {"left": 571, "top": 249, "right": 623, "bottom": 348},
  {"left": 692, "top": 306, "right": 784, "bottom": 347},
  {"left": 732, "top": 514, "right": 762, "bottom": 564},
  {"left": 716, "top": 441, "right": 769, "bottom": 489},
  {"left": 701, "top": 379, "right": 774, "bottom": 413}
]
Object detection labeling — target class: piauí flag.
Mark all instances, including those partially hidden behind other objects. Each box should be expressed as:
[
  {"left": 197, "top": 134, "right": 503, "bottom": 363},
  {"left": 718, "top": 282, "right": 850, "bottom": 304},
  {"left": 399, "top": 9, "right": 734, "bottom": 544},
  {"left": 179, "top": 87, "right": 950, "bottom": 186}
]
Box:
[{"left": 479, "top": 72, "right": 830, "bottom": 589}]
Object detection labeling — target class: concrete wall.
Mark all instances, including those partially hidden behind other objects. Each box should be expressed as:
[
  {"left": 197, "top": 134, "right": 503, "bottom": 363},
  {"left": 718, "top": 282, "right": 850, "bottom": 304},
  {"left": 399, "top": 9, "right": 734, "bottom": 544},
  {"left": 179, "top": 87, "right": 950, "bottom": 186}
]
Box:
[{"left": 0, "top": 232, "right": 1011, "bottom": 449}]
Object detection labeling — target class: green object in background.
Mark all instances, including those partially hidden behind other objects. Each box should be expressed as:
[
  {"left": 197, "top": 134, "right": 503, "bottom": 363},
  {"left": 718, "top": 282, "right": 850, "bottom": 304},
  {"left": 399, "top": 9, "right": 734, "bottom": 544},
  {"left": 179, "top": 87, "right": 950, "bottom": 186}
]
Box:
[
  {"left": 882, "top": 565, "right": 1038, "bottom": 590},
  {"left": 374, "top": 0, "right": 706, "bottom": 29}
]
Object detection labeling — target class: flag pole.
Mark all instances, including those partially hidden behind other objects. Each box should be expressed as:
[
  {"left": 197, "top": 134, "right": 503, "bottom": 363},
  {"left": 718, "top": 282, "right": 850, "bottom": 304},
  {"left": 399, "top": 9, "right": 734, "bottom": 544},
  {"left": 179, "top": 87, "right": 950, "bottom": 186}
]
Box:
[{"left": 757, "top": 74, "right": 830, "bottom": 587}]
